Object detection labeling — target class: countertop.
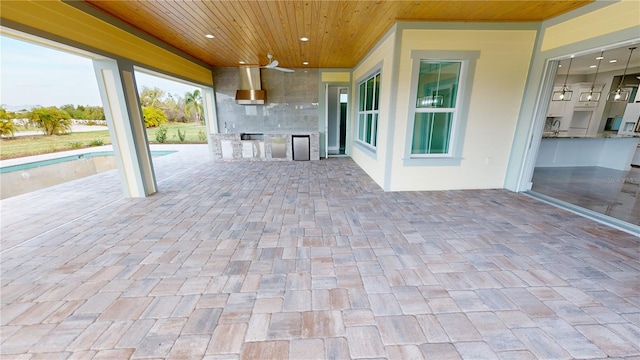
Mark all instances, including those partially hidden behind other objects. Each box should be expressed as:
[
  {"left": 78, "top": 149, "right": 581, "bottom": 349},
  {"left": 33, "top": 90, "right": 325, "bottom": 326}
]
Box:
[{"left": 542, "top": 132, "right": 640, "bottom": 139}]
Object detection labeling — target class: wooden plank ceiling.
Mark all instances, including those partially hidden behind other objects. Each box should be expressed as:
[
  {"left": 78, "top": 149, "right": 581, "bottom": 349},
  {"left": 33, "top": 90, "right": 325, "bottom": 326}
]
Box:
[{"left": 84, "top": 0, "right": 593, "bottom": 69}]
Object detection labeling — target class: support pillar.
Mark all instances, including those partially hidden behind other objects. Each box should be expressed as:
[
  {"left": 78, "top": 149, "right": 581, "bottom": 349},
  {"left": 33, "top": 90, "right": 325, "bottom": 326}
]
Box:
[
  {"left": 201, "top": 87, "right": 218, "bottom": 160},
  {"left": 93, "top": 59, "right": 157, "bottom": 197}
]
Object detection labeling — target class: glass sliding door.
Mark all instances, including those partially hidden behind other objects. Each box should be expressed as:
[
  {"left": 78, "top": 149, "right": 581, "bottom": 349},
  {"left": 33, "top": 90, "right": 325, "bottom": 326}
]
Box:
[{"left": 529, "top": 43, "right": 640, "bottom": 228}]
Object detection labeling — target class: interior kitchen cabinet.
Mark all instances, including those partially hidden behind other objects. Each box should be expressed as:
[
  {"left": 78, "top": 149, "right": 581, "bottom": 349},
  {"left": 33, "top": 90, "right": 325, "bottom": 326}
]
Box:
[{"left": 568, "top": 110, "right": 593, "bottom": 136}]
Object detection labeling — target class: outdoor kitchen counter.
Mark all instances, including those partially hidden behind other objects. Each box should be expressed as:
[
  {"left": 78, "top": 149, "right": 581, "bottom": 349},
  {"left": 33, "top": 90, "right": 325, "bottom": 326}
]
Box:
[{"left": 210, "top": 132, "right": 320, "bottom": 161}]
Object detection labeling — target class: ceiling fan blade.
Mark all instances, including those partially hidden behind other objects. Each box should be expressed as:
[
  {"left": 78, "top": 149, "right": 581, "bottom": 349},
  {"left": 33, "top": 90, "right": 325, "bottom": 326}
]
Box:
[
  {"left": 261, "top": 54, "right": 293, "bottom": 72},
  {"left": 265, "top": 60, "right": 279, "bottom": 68},
  {"left": 274, "top": 67, "right": 295, "bottom": 73}
]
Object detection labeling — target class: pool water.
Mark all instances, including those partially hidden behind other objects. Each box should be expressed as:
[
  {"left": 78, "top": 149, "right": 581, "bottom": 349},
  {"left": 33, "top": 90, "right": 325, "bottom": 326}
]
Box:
[{"left": 0, "top": 150, "right": 176, "bottom": 199}]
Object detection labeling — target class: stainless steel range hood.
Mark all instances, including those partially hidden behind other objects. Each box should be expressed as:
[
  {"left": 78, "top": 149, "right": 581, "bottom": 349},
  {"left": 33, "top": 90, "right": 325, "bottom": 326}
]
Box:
[{"left": 235, "top": 66, "right": 266, "bottom": 105}]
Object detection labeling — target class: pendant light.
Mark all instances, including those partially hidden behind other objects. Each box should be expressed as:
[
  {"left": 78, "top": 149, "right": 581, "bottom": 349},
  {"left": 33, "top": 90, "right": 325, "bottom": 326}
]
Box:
[
  {"left": 579, "top": 51, "right": 604, "bottom": 102},
  {"left": 607, "top": 47, "right": 636, "bottom": 102},
  {"left": 552, "top": 57, "right": 574, "bottom": 101}
]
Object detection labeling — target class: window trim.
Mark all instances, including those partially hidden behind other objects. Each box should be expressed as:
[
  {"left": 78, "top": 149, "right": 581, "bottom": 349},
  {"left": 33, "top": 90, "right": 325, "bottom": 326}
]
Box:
[
  {"left": 404, "top": 50, "right": 479, "bottom": 166},
  {"left": 355, "top": 68, "right": 381, "bottom": 153}
]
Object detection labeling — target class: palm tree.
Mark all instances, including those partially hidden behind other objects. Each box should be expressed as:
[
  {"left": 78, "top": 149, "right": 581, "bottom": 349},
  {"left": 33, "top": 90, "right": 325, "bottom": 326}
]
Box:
[
  {"left": 0, "top": 107, "right": 17, "bottom": 137},
  {"left": 30, "top": 107, "right": 71, "bottom": 136},
  {"left": 0, "top": 119, "right": 16, "bottom": 137},
  {"left": 185, "top": 89, "right": 204, "bottom": 124}
]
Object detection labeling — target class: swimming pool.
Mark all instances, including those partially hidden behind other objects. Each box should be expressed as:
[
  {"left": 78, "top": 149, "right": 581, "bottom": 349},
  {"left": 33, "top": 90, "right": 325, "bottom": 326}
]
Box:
[{"left": 0, "top": 150, "right": 176, "bottom": 199}]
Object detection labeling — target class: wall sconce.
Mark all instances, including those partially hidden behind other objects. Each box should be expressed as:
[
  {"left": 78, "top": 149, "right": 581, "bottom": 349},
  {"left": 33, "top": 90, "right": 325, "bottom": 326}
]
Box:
[
  {"left": 552, "top": 57, "right": 574, "bottom": 101},
  {"left": 607, "top": 47, "right": 636, "bottom": 102}
]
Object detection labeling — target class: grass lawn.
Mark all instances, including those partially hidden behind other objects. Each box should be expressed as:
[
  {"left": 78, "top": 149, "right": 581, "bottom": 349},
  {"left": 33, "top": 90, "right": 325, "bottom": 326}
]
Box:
[
  {"left": 0, "top": 123, "right": 207, "bottom": 160},
  {"left": 146, "top": 123, "right": 208, "bottom": 144}
]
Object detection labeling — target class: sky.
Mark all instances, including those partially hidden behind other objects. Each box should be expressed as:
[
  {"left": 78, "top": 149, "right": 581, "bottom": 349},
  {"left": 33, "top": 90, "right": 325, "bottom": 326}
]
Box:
[{"left": 0, "top": 36, "right": 198, "bottom": 110}]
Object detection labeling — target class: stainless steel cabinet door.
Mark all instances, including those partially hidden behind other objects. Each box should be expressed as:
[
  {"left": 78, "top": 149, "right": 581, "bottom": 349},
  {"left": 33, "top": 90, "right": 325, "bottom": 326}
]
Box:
[{"left": 292, "top": 135, "right": 310, "bottom": 161}]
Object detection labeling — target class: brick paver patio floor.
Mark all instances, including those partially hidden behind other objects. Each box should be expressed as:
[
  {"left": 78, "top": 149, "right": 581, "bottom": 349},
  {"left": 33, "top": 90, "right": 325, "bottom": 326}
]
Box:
[{"left": 1, "top": 145, "right": 639, "bottom": 359}]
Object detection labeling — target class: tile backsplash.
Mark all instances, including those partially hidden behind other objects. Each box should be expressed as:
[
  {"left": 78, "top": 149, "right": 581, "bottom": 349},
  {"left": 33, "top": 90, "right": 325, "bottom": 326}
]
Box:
[{"left": 212, "top": 67, "right": 319, "bottom": 132}]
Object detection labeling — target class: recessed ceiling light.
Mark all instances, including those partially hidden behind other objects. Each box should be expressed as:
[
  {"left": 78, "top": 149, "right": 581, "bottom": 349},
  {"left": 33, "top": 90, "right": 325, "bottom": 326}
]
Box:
[
  {"left": 558, "top": 64, "right": 562, "bottom": 68},
  {"left": 239, "top": 61, "right": 246, "bottom": 64},
  {"left": 589, "top": 65, "right": 597, "bottom": 68},
  {"left": 609, "top": 59, "right": 618, "bottom": 63},
  {"left": 205, "top": 34, "right": 215, "bottom": 39},
  {"left": 300, "top": 37, "right": 309, "bottom": 42},
  {"left": 595, "top": 56, "right": 604, "bottom": 60},
  {"left": 303, "top": 61, "right": 309, "bottom": 65}
]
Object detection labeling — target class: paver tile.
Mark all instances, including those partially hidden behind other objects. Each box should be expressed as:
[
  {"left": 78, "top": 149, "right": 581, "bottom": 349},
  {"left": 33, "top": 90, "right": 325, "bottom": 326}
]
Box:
[
  {"left": 1, "top": 302, "right": 35, "bottom": 326},
  {"left": 512, "top": 327, "right": 572, "bottom": 359},
  {"left": 207, "top": 323, "right": 249, "bottom": 354},
  {"left": 1, "top": 324, "right": 56, "bottom": 354},
  {"left": 455, "top": 341, "right": 498, "bottom": 360},
  {"left": 437, "top": 312, "right": 483, "bottom": 342},
  {"left": 536, "top": 317, "right": 606, "bottom": 358},
  {"left": 252, "top": 297, "right": 283, "bottom": 313},
  {"left": 419, "top": 343, "right": 461, "bottom": 359},
  {"left": 240, "top": 341, "right": 289, "bottom": 360},
  {"left": 8, "top": 301, "right": 64, "bottom": 325},
  {"left": 575, "top": 324, "right": 640, "bottom": 357},
  {"left": 267, "top": 312, "right": 301, "bottom": 340},
  {"left": 245, "top": 313, "right": 270, "bottom": 341},
  {"left": 130, "top": 334, "right": 176, "bottom": 359},
  {"left": 283, "top": 290, "right": 311, "bottom": 312},
  {"left": 1, "top": 153, "right": 638, "bottom": 359},
  {"left": 496, "top": 350, "right": 537, "bottom": 360},
  {"left": 91, "top": 320, "right": 133, "bottom": 349},
  {"left": 74, "top": 291, "right": 121, "bottom": 314},
  {"left": 66, "top": 321, "right": 111, "bottom": 351},
  {"left": 311, "top": 289, "right": 331, "bottom": 310},
  {"left": 29, "top": 327, "right": 84, "bottom": 353},
  {"left": 386, "top": 344, "right": 425, "bottom": 359},
  {"left": 345, "top": 326, "right": 386, "bottom": 358},
  {"left": 289, "top": 338, "right": 325, "bottom": 359},
  {"left": 376, "top": 315, "right": 426, "bottom": 345},
  {"left": 325, "top": 337, "right": 350, "bottom": 359},
  {"left": 607, "top": 323, "right": 640, "bottom": 349},
  {"left": 93, "top": 348, "right": 135, "bottom": 359},
  {"left": 343, "top": 309, "right": 376, "bottom": 327},
  {"left": 368, "top": 293, "right": 402, "bottom": 316},
  {"left": 115, "top": 319, "right": 156, "bottom": 348},
  {"left": 98, "top": 297, "right": 153, "bottom": 321},
  {"left": 182, "top": 308, "right": 222, "bottom": 334},
  {"left": 301, "top": 310, "right": 344, "bottom": 338}
]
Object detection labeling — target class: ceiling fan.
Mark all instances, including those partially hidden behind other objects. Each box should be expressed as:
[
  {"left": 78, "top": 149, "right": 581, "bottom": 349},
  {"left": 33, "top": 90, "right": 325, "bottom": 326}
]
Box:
[{"left": 261, "top": 54, "right": 294, "bottom": 73}]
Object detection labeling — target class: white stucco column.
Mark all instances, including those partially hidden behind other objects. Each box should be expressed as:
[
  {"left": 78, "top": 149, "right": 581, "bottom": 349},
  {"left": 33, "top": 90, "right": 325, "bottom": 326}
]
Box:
[
  {"left": 92, "top": 59, "right": 157, "bottom": 197},
  {"left": 201, "top": 87, "right": 218, "bottom": 160}
]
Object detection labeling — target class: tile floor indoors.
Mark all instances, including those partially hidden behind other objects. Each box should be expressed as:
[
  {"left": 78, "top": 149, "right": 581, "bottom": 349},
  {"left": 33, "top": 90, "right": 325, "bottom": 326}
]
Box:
[
  {"left": 1, "top": 144, "right": 639, "bottom": 359},
  {"left": 532, "top": 166, "right": 640, "bottom": 226}
]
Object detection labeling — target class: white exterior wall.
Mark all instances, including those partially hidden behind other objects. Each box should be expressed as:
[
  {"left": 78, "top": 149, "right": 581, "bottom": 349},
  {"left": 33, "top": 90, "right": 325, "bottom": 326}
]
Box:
[
  {"left": 389, "top": 29, "right": 537, "bottom": 191},
  {"left": 350, "top": 33, "right": 396, "bottom": 188}
]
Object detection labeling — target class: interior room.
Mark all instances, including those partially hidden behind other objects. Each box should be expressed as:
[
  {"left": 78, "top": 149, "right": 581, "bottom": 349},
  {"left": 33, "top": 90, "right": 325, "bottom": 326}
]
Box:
[{"left": 531, "top": 44, "right": 640, "bottom": 226}]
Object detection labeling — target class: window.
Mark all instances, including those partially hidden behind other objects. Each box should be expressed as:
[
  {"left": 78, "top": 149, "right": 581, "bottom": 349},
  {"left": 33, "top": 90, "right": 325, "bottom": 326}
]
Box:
[
  {"left": 404, "top": 50, "right": 477, "bottom": 166},
  {"left": 411, "top": 61, "right": 461, "bottom": 156},
  {"left": 357, "top": 72, "right": 380, "bottom": 148}
]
